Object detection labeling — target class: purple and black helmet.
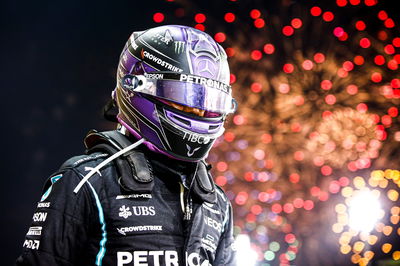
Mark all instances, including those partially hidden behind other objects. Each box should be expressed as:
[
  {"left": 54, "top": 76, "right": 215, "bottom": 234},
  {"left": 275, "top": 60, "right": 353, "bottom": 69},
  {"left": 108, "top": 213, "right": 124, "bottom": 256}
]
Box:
[{"left": 114, "top": 25, "right": 236, "bottom": 162}]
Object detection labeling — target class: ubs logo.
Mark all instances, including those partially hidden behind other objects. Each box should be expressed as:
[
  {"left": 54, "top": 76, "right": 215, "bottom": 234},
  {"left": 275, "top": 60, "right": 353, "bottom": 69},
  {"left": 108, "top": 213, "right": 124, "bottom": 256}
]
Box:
[{"left": 132, "top": 206, "right": 156, "bottom": 216}]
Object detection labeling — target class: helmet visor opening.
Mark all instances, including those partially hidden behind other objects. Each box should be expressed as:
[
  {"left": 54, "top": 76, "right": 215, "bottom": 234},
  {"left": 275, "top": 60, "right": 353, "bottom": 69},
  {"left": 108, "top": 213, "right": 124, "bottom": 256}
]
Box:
[{"left": 122, "top": 72, "right": 236, "bottom": 115}]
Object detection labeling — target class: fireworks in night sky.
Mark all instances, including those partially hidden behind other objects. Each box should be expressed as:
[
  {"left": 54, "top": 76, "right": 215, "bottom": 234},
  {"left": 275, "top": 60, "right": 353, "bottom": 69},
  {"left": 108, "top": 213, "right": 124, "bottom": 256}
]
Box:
[{"left": 149, "top": 0, "right": 399, "bottom": 265}]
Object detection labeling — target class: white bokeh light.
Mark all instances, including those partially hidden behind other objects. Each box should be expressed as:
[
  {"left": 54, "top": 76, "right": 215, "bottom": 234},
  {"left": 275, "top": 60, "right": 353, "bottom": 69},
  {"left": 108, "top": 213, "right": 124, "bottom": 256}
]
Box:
[
  {"left": 348, "top": 189, "right": 382, "bottom": 233},
  {"left": 235, "top": 234, "right": 258, "bottom": 266}
]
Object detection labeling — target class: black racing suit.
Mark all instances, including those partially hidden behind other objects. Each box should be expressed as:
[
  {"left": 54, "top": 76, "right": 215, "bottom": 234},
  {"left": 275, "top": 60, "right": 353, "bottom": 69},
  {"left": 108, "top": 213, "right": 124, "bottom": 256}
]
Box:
[{"left": 16, "top": 131, "right": 236, "bottom": 266}]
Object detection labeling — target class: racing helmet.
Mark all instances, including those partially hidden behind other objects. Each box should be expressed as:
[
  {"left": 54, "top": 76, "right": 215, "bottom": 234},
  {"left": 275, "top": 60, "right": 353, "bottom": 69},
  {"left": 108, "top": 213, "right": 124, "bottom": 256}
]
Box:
[{"left": 114, "top": 25, "right": 236, "bottom": 162}]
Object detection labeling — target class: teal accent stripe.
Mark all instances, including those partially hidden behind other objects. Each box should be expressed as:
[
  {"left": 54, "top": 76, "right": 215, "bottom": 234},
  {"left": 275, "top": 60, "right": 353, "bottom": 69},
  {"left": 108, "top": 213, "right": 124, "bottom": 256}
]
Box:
[
  {"left": 87, "top": 182, "right": 107, "bottom": 266},
  {"left": 40, "top": 174, "right": 63, "bottom": 202}
]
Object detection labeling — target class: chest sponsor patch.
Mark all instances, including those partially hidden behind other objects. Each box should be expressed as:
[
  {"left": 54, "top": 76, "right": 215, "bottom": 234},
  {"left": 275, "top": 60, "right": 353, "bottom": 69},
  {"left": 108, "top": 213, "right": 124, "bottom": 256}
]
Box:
[
  {"left": 27, "top": 226, "right": 42, "bottom": 236},
  {"left": 117, "top": 225, "right": 163, "bottom": 235},
  {"left": 117, "top": 250, "right": 178, "bottom": 266}
]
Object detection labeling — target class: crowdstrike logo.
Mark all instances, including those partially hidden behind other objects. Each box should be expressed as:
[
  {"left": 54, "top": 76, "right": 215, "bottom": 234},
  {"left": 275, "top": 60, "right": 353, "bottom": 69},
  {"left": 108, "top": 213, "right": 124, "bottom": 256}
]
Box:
[
  {"left": 141, "top": 49, "right": 183, "bottom": 72},
  {"left": 119, "top": 205, "right": 132, "bottom": 219},
  {"left": 117, "top": 225, "right": 163, "bottom": 235}
]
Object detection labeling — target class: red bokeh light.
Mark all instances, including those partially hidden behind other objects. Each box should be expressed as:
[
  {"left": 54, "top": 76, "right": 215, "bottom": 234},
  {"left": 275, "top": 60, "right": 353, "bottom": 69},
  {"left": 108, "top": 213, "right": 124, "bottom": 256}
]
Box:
[
  {"left": 294, "top": 151, "right": 304, "bottom": 161},
  {"left": 302, "top": 60, "right": 314, "bottom": 70},
  {"left": 217, "top": 161, "right": 228, "bottom": 172},
  {"left": 359, "top": 38, "right": 371, "bottom": 48},
  {"left": 391, "top": 79, "right": 400, "bottom": 88},
  {"left": 283, "top": 63, "right": 294, "bottom": 73},
  {"left": 291, "top": 18, "right": 303, "bottom": 29},
  {"left": 350, "top": 0, "right": 361, "bottom": 4},
  {"left": 374, "top": 55, "right": 385, "bottom": 65},
  {"left": 381, "top": 115, "right": 392, "bottom": 126},
  {"left": 282, "top": 25, "right": 294, "bottom": 36},
  {"left": 229, "top": 73, "right": 236, "bottom": 84},
  {"left": 333, "top": 27, "right": 344, "bottom": 37},
  {"left": 384, "top": 44, "right": 395, "bottom": 55},
  {"left": 371, "top": 72, "right": 382, "bottom": 83},
  {"left": 343, "top": 61, "right": 354, "bottom": 71},
  {"left": 357, "top": 103, "right": 368, "bottom": 113},
  {"left": 214, "top": 32, "right": 226, "bottom": 43},
  {"left": 215, "top": 176, "right": 227, "bottom": 186},
  {"left": 235, "top": 191, "right": 248, "bottom": 205},
  {"left": 254, "top": 18, "right": 265, "bottom": 28},
  {"left": 321, "top": 80, "right": 332, "bottom": 90},
  {"left": 314, "top": 53, "right": 325, "bottom": 63},
  {"left": 336, "top": 0, "right": 347, "bottom": 7},
  {"left": 251, "top": 82, "right": 262, "bottom": 93},
  {"left": 194, "top": 24, "right": 205, "bottom": 31},
  {"left": 251, "top": 205, "right": 263, "bottom": 215},
  {"left": 364, "top": 0, "right": 377, "bottom": 6},
  {"left": 322, "top": 111, "right": 333, "bottom": 119},
  {"left": 224, "top": 132, "right": 235, "bottom": 142},
  {"left": 338, "top": 32, "right": 348, "bottom": 41},
  {"left": 279, "top": 84, "right": 290, "bottom": 94},
  {"left": 388, "top": 60, "right": 398, "bottom": 70},
  {"left": 263, "top": 43, "right": 275, "bottom": 54},
  {"left": 153, "top": 12, "right": 165, "bottom": 23},
  {"left": 395, "top": 55, "right": 400, "bottom": 63},
  {"left": 251, "top": 50, "right": 262, "bottom": 60},
  {"left": 250, "top": 9, "right": 261, "bottom": 19},
  {"left": 224, "top": 12, "right": 236, "bottom": 23},
  {"left": 304, "top": 200, "right": 314, "bottom": 210},
  {"left": 388, "top": 107, "right": 399, "bottom": 117},
  {"left": 385, "top": 18, "right": 395, "bottom": 28},
  {"left": 337, "top": 68, "right": 348, "bottom": 78},
  {"left": 393, "top": 37, "right": 400, "bottom": 47},
  {"left": 233, "top": 114, "right": 245, "bottom": 125},
  {"left": 321, "top": 165, "right": 332, "bottom": 176},
  {"left": 271, "top": 203, "right": 282, "bottom": 213},
  {"left": 283, "top": 203, "right": 294, "bottom": 214},
  {"left": 378, "top": 30, "right": 388, "bottom": 41},
  {"left": 293, "top": 198, "right": 304, "bottom": 208},
  {"left": 225, "top": 47, "right": 235, "bottom": 57},
  {"left": 322, "top": 11, "right": 334, "bottom": 22},
  {"left": 261, "top": 133, "right": 272, "bottom": 144},
  {"left": 354, "top": 55, "right": 365, "bottom": 65},
  {"left": 290, "top": 173, "right": 300, "bottom": 183},
  {"left": 325, "top": 94, "right": 336, "bottom": 105},
  {"left": 194, "top": 13, "right": 206, "bottom": 23},
  {"left": 310, "top": 6, "right": 322, "bottom": 16},
  {"left": 346, "top": 84, "right": 358, "bottom": 95},
  {"left": 378, "top": 10, "right": 388, "bottom": 20},
  {"left": 355, "top": 20, "right": 366, "bottom": 31}
]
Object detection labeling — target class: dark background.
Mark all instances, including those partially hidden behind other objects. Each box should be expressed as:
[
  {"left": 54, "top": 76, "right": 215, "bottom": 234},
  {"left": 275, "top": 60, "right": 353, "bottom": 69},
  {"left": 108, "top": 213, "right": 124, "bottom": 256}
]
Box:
[{"left": 1, "top": 1, "right": 164, "bottom": 264}]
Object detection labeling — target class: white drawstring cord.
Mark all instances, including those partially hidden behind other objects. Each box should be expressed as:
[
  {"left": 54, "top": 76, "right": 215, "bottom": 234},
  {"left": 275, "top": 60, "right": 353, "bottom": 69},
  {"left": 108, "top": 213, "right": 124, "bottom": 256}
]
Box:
[
  {"left": 73, "top": 138, "right": 145, "bottom": 193},
  {"left": 179, "top": 183, "right": 185, "bottom": 214}
]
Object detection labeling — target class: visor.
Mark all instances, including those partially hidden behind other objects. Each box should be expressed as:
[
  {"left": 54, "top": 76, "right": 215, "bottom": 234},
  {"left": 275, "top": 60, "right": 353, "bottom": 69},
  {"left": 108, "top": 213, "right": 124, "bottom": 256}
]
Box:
[{"left": 121, "top": 72, "right": 236, "bottom": 115}]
